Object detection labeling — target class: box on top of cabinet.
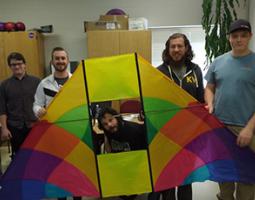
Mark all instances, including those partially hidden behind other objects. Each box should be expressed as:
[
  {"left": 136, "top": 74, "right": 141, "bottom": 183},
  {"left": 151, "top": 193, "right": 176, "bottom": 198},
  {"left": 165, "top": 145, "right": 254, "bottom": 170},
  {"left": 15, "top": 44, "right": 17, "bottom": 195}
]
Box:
[{"left": 99, "top": 15, "right": 128, "bottom": 30}]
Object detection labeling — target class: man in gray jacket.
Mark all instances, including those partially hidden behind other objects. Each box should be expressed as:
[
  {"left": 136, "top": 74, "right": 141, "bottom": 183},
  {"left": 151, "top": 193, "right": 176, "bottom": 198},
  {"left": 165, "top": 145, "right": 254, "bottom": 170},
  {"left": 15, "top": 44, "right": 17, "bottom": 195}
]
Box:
[
  {"left": 33, "top": 47, "right": 81, "bottom": 200},
  {"left": 33, "top": 47, "right": 71, "bottom": 118}
]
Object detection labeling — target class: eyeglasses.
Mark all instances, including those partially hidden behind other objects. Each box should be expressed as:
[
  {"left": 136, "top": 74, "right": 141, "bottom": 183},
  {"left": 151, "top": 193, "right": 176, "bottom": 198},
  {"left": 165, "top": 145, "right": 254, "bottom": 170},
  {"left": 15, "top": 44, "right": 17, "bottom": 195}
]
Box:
[{"left": 10, "top": 62, "right": 24, "bottom": 67}]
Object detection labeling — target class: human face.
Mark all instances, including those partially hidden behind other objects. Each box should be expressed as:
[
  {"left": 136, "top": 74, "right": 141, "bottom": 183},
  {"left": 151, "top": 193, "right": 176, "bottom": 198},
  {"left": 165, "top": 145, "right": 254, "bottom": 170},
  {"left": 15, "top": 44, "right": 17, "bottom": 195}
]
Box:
[
  {"left": 101, "top": 113, "right": 119, "bottom": 133},
  {"left": 9, "top": 59, "right": 26, "bottom": 78},
  {"left": 51, "top": 50, "right": 69, "bottom": 72},
  {"left": 169, "top": 37, "right": 187, "bottom": 62},
  {"left": 229, "top": 30, "right": 252, "bottom": 54}
]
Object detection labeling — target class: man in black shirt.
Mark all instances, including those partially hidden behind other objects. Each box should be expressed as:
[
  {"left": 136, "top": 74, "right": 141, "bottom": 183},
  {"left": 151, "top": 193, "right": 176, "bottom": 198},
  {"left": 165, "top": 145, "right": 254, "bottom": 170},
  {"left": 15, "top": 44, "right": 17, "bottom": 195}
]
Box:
[
  {"left": 0, "top": 52, "right": 40, "bottom": 156},
  {"left": 97, "top": 107, "right": 147, "bottom": 153},
  {"left": 97, "top": 107, "right": 147, "bottom": 200}
]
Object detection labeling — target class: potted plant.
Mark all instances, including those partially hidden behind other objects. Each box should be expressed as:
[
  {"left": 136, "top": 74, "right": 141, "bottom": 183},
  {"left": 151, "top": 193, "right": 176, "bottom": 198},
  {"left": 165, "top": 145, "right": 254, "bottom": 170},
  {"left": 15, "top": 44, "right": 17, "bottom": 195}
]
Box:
[{"left": 202, "top": 0, "right": 247, "bottom": 64}]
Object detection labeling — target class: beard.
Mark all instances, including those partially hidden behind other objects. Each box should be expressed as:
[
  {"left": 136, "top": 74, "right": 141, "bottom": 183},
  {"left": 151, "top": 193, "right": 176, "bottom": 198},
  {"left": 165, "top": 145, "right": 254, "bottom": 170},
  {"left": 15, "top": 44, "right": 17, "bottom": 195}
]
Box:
[
  {"left": 169, "top": 55, "right": 186, "bottom": 67},
  {"left": 106, "top": 126, "right": 118, "bottom": 134},
  {"left": 53, "top": 64, "right": 68, "bottom": 72}
]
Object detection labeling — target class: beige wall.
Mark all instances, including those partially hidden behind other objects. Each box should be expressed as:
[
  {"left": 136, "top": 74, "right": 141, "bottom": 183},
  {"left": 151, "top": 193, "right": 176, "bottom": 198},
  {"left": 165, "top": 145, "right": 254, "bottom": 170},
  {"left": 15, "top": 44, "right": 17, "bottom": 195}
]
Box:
[{"left": 0, "top": 0, "right": 248, "bottom": 69}]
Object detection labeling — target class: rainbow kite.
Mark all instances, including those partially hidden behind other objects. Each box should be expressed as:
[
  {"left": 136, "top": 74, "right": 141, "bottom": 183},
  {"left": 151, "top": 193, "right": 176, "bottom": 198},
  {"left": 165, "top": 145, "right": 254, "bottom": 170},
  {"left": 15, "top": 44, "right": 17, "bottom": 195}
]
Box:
[{"left": 0, "top": 54, "right": 255, "bottom": 200}]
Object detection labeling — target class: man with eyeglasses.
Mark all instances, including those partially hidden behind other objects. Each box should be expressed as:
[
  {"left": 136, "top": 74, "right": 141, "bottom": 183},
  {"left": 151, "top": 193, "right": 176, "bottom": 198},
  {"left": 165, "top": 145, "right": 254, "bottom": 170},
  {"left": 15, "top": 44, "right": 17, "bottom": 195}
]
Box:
[{"left": 0, "top": 52, "right": 40, "bottom": 158}]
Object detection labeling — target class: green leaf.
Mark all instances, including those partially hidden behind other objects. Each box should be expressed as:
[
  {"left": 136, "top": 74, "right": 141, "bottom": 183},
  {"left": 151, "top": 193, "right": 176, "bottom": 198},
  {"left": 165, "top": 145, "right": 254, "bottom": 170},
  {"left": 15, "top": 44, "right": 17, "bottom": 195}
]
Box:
[{"left": 201, "top": 0, "right": 246, "bottom": 64}]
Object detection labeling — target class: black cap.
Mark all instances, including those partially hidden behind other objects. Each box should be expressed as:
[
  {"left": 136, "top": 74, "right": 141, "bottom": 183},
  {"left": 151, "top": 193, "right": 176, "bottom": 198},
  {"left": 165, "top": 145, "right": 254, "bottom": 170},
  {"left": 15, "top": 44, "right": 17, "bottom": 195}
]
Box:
[{"left": 229, "top": 19, "right": 252, "bottom": 34}]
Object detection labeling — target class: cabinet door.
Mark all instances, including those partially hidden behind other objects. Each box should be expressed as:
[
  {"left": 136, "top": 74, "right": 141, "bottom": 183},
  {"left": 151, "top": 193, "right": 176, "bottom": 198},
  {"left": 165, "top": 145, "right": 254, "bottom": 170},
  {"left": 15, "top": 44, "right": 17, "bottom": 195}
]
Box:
[
  {"left": 0, "top": 33, "right": 7, "bottom": 81},
  {"left": 87, "top": 31, "right": 120, "bottom": 58},
  {"left": 3, "top": 31, "right": 44, "bottom": 78},
  {"left": 119, "top": 30, "right": 151, "bottom": 63}
]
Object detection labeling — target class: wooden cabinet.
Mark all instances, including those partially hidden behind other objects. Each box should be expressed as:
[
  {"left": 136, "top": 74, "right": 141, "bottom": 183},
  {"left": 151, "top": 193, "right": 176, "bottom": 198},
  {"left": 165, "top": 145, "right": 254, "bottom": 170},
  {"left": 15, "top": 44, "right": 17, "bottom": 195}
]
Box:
[
  {"left": 0, "top": 31, "right": 45, "bottom": 80},
  {"left": 87, "top": 30, "right": 151, "bottom": 62},
  {"left": 0, "top": 34, "right": 6, "bottom": 81}
]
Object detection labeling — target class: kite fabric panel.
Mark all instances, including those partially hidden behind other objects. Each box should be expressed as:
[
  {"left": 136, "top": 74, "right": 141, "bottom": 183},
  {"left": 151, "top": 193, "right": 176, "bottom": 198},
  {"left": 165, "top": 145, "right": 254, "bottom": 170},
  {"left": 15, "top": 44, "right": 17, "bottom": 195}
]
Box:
[
  {"left": 0, "top": 65, "right": 100, "bottom": 199},
  {"left": 137, "top": 55, "right": 255, "bottom": 191},
  {"left": 0, "top": 53, "right": 255, "bottom": 200},
  {"left": 84, "top": 54, "right": 152, "bottom": 197}
]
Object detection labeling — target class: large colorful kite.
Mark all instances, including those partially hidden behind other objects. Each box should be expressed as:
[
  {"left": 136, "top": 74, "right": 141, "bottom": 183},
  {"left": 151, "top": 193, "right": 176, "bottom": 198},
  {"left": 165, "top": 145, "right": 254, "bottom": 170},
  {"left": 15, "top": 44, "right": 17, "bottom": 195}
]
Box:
[{"left": 0, "top": 53, "right": 255, "bottom": 200}]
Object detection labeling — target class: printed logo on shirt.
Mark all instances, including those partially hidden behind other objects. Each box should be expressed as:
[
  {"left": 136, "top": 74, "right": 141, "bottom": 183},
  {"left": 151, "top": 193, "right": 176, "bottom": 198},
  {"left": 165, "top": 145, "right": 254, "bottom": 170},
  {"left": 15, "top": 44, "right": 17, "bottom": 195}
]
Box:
[
  {"left": 111, "top": 139, "right": 131, "bottom": 153},
  {"left": 186, "top": 76, "right": 196, "bottom": 84}
]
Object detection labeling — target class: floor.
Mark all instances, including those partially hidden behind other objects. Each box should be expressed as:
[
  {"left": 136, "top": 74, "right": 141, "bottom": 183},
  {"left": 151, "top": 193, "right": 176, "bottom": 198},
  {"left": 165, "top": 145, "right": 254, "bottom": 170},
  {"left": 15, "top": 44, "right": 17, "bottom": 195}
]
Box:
[{"left": 0, "top": 145, "right": 219, "bottom": 200}]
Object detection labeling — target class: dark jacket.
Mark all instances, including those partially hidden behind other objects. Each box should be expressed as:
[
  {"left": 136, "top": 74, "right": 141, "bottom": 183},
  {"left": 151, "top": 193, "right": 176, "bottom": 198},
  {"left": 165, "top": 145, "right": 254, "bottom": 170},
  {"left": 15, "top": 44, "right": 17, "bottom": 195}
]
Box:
[
  {"left": 105, "top": 120, "right": 147, "bottom": 153},
  {"left": 157, "top": 62, "right": 204, "bottom": 103}
]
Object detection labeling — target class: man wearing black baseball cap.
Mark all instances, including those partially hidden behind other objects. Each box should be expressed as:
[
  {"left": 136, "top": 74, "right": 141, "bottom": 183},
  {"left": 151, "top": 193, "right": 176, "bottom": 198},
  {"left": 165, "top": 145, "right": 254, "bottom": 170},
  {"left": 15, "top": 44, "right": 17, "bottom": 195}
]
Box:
[
  {"left": 228, "top": 19, "right": 252, "bottom": 34},
  {"left": 205, "top": 19, "right": 255, "bottom": 200}
]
